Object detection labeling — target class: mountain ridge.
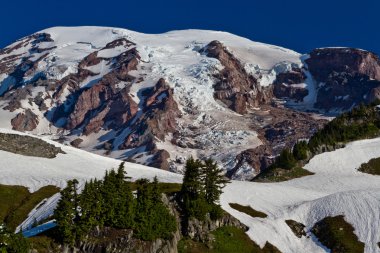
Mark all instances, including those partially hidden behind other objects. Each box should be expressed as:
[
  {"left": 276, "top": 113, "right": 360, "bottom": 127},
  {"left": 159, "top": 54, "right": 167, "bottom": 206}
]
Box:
[{"left": 1, "top": 26, "right": 379, "bottom": 179}]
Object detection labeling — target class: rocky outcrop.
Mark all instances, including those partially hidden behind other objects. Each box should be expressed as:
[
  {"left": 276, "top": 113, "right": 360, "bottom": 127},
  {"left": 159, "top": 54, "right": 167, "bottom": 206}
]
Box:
[
  {"left": 11, "top": 109, "right": 39, "bottom": 131},
  {"left": 58, "top": 47, "right": 140, "bottom": 134},
  {"left": 306, "top": 48, "right": 380, "bottom": 81},
  {"left": 184, "top": 213, "right": 248, "bottom": 243},
  {"left": 306, "top": 48, "right": 380, "bottom": 111},
  {"left": 0, "top": 132, "right": 64, "bottom": 158},
  {"left": 227, "top": 145, "right": 273, "bottom": 179},
  {"left": 120, "top": 79, "right": 179, "bottom": 147},
  {"left": 72, "top": 227, "right": 180, "bottom": 253},
  {"left": 285, "top": 220, "right": 306, "bottom": 238},
  {"left": 227, "top": 105, "right": 327, "bottom": 180},
  {"left": 203, "top": 40, "right": 271, "bottom": 114},
  {"left": 273, "top": 68, "right": 308, "bottom": 102}
]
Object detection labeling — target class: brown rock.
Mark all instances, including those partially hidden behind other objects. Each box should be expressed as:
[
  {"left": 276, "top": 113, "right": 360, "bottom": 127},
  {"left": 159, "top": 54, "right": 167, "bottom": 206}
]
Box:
[
  {"left": 11, "top": 109, "right": 39, "bottom": 131},
  {"left": 273, "top": 68, "right": 308, "bottom": 102},
  {"left": 204, "top": 40, "right": 271, "bottom": 114},
  {"left": 306, "top": 48, "right": 380, "bottom": 81}
]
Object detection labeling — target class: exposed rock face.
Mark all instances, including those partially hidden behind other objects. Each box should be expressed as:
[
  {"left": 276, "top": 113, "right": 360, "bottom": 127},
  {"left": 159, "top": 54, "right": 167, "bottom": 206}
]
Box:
[
  {"left": 228, "top": 105, "right": 327, "bottom": 180},
  {"left": 59, "top": 47, "right": 140, "bottom": 134},
  {"left": 11, "top": 109, "right": 39, "bottom": 131},
  {"left": 120, "top": 79, "right": 180, "bottom": 148},
  {"left": 227, "top": 145, "right": 273, "bottom": 179},
  {"left": 273, "top": 68, "right": 308, "bottom": 102},
  {"left": 73, "top": 227, "right": 180, "bottom": 253},
  {"left": 306, "top": 48, "right": 380, "bottom": 81},
  {"left": 204, "top": 40, "right": 271, "bottom": 114},
  {"left": 306, "top": 48, "right": 380, "bottom": 111},
  {"left": 184, "top": 213, "right": 248, "bottom": 243}
]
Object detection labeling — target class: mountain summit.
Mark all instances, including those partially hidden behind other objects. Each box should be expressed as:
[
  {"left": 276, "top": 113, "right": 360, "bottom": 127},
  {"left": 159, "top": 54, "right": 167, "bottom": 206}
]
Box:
[{"left": 1, "top": 26, "right": 380, "bottom": 179}]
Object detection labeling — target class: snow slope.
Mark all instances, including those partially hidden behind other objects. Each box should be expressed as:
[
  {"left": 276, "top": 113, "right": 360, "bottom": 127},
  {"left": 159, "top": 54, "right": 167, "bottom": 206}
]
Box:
[
  {"left": 1, "top": 131, "right": 380, "bottom": 252},
  {"left": 0, "top": 26, "right": 305, "bottom": 176},
  {"left": 0, "top": 128, "right": 182, "bottom": 192},
  {"left": 221, "top": 138, "right": 380, "bottom": 253}
]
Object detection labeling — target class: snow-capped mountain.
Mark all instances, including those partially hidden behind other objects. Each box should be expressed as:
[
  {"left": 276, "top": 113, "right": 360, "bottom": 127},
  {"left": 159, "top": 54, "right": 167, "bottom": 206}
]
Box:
[
  {"left": 1, "top": 26, "right": 380, "bottom": 179},
  {"left": 1, "top": 129, "right": 380, "bottom": 253}
]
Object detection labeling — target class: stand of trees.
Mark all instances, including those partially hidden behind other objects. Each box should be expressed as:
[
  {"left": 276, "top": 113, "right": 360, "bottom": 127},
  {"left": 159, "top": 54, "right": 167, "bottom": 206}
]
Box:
[
  {"left": 180, "top": 158, "right": 230, "bottom": 221},
  {"left": 270, "top": 102, "right": 380, "bottom": 171},
  {"left": 55, "top": 163, "right": 177, "bottom": 245},
  {"left": 308, "top": 102, "right": 380, "bottom": 151}
]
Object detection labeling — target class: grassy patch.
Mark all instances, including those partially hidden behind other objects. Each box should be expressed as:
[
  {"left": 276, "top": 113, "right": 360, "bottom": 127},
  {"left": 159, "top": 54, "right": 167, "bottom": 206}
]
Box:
[
  {"left": 312, "top": 215, "right": 365, "bottom": 253},
  {"left": 253, "top": 167, "right": 314, "bottom": 182},
  {"left": 229, "top": 203, "right": 267, "bottom": 218},
  {"left": 358, "top": 157, "right": 380, "bottom": 175},
  {"left": 0, "top": 184, "right": 59, "bottom": 230},
  {"left": 178, "top": 226, "right": 281, "bottom": 253},
  {"left": 0, "top": 185, "right": 30, "bottom": 223}
]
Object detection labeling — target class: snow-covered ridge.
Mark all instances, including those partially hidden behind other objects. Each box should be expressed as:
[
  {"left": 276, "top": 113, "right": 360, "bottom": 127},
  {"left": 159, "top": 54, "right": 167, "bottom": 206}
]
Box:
[
  {"left": 0, "top": 26, "right": 306, "bottom": 177},
  {"left": 0, "top": 128, "right": 182, "bottom": 192},
  {"left": 1, "top": 129, "right": 380, "bottom": 253}
]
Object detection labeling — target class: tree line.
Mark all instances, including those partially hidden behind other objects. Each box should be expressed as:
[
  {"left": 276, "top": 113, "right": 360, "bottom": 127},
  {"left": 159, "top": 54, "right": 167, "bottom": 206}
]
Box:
[
  {"left": 55, "top": 162, "right": 176, "bottom": 245},
  {"left": 270, "top": 101, "right": 380, "bottom": 171},
  {"left": 55, "top": 158, "right": 230, "bottom": 246}
]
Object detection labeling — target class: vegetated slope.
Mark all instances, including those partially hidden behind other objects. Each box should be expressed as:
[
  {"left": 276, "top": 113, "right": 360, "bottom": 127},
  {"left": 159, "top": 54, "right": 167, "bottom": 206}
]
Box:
[
  {"left": 1, "top": 26, "right": 379, "bottom": 180},
  {"left": 1, "top": 129, "right": 380, "bottom": 253},
  {"left": 221, "top": 137, "right": 380, "bottom": 253},
  {"left": 0, "top": 185, "right": 59, "bottom": 230},
  {"left": 312, "top": 215, "right": 365, "bottom": 253}
]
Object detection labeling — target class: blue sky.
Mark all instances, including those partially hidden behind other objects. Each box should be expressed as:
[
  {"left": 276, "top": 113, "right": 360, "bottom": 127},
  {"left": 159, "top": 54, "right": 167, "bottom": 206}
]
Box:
[{"left": 1, "top": 0, "right": 378, "bottom": 54}]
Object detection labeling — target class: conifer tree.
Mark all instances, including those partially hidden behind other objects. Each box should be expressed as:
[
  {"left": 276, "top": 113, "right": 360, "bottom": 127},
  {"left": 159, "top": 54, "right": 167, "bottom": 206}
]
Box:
[
  {"left": 293, "top": 141, "right": 309, "bottom": 161},
  {"left": 78, "top": 179, "right": 104, "bottom": 236},
  {"left": 203, "top": 158, "right": 230, "bottom": 205},
  {"left": 113, "top": 163, "right": 135, "bottom": 228},
  {"left": 134, "top": 178, "right": 176, "bottom": 240},
  {"left": 276, "top": 148, "right": 297, "bottom": 170},
  {"left": 55, "top": 179, "right": 80, "bottom": 245},
  {"left": 181, "top": 157, "right": 209, "bottom": 220},
  {"left": 134, "top": 178, "right": 154, "bottom": 240}
]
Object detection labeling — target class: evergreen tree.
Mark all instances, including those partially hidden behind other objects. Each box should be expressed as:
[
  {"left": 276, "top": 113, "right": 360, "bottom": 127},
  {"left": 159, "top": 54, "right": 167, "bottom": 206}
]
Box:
[
  {"left": 113, "top": 163, "right": 135, "bottom": 228},
  {"left": 203, "top": 158, "right": 230, "bottom": 205},
  {"left": 54, "top": 163, "right": 177, "bottom": 243},
  {"left": 78, "top": 179, "right": 104, "bottom": 237},
  {"left": 180, "top": 157, "right": 209, "bottom": 220},
  {"left": 293, "top": 141, "right": 309, "bottom": 161},
  {"left": 55, "top": 179, "right": 80, "bottom": 245},
  {"left": 101, "top": 169, "right": 118, "bottom": 226},
  {"left": 134, "top": 178, "right": 154, "bottom": 240},
  {"left": 134, "top": 178, "right": 176, "bottom": 240},
  {"left": 276, "top": 148, "right": 297, "bottom": 170}
]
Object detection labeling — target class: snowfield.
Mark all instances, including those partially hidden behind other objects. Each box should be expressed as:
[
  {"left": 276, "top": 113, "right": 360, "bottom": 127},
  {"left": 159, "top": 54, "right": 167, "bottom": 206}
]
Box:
[
  {"left": 1, "top": 129, "right": 380, "bottom": 253},
  {"left": 0, "top": 26, "right": 305, "bottom": 176}
]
